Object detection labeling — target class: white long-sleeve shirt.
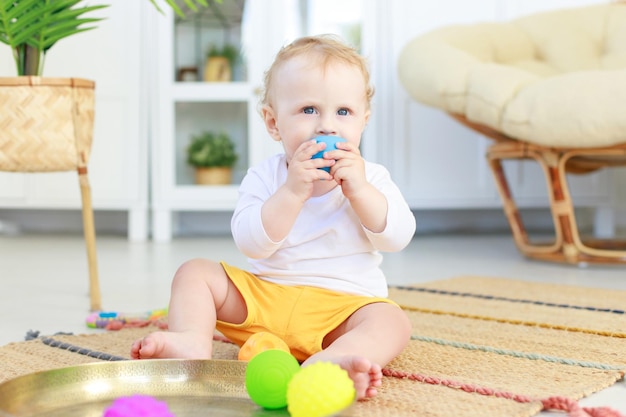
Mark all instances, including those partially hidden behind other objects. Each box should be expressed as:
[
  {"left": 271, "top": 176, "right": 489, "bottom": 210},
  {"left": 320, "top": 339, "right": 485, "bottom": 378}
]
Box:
[{"left": 231, "top": 153, "right": 416, "bottom": 297}]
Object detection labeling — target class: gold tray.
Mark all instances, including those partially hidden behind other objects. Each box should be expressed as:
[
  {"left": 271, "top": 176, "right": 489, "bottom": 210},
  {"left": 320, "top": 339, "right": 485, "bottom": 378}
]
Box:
[{"left": 0, "top": 359, "right": 294, "bottom": 417}]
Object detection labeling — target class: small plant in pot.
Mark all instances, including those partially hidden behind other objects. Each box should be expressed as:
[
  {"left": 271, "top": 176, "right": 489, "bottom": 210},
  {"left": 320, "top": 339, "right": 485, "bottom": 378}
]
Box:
[
  {"left": 187, "top": 131, "right": 238, "bottom": 185},
  {"left": 204, "top": 43, "right": 239, "bottom": 82}
]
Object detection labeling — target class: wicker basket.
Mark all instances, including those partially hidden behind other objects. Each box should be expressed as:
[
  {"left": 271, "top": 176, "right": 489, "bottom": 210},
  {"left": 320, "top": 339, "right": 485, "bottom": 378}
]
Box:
[{"left": 0, "top": 77, "right": 95, "bottom": 172}]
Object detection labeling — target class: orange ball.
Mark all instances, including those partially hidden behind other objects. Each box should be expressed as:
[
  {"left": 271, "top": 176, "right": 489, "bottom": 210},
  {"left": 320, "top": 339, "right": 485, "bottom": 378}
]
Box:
[{"left": 238, "top": 332, "right": 290, "bottom": 361}]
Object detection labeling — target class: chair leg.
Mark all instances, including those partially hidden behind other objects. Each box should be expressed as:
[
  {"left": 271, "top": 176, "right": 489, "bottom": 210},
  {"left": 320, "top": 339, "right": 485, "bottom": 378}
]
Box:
[
  {"left": 78, "top": 166, "right": 102, "bottom": 311},
  {"left": 557, "top": 150, "right": 626, "bottom": 262},
  {"left": 538, "top": 151, "right": 579, "bottom": 262},
  {"left": 487, "top": 143, "right": 626, "bottom": 264},
  {"left": 486, "top": 148, "right": 563, "bottom": 260},
  {"left": 450, "top": 112, "right": 626, "bottom": 263},
  {"left": 486, "top": 158, "right": 531, "bottom": 248}
]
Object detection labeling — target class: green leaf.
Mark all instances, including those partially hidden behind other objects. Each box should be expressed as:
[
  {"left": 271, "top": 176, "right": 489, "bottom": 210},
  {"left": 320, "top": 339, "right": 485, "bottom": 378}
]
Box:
[
  {"left": 149, "top": 0, "right": 212, "bottom": 18},
  {"left": 187, "top": 131, "right": 237, "bottom": 168},
  {"left": 0, "top": 0, "right": 108, "bottom": 74},
  {"left": 1, "top": 0, "right": 218, "bottom": 75}
]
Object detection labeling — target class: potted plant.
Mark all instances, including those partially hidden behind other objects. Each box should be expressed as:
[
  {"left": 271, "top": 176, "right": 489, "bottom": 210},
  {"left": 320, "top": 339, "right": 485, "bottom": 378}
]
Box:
[
  {"left": 204, "top": 43, "right": 239, "bottom": 82},
  {"left": 187, "top": 131, "right": 238, "bottom": 185}
]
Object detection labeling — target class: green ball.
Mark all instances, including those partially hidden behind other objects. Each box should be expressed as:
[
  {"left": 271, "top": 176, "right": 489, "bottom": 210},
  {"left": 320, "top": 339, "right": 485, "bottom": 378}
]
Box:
[{"left": 245, "top": 349, "right": 301, "bottom": 409}]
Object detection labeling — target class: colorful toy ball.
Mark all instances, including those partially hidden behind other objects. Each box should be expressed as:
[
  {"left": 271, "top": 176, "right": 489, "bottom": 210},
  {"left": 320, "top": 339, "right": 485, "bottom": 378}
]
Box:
[
  {"left": 238, "top": 331, "right": 290, "bottom": 361},
  {"left": 245, "top": 349, "right": 301, "bottom": 409},
  {"left": 103, "top": 394, "right": 174, "bottom": 417},
  {"left": 287, "top": 362, "right": 356, "bottom": 417}
]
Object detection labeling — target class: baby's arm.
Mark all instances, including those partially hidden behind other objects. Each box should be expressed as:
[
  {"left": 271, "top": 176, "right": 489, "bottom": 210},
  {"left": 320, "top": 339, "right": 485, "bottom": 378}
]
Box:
[
  {"left": 344, "top": 183, "right": 388, "bottom": 234},
  {"left": 232, "top": 142, "right": 330, "bottom": 256},
  {"left": 261, "top": 140, "right": 328, "bottom": 241},
  {"left": 231, "top": 160, "right": 285, "bottom": 259},
  {"left": 260, "top": 184, "right": 306, "bottom": 242},
  {"left": 364, "top": 169, "right": 416, "bottom": 252},
  {"left": 327, "top": 141, "right": 388, "bottom": 233},
  {"left": 339, "top": 158, "right": 415, "bottom": 252}
]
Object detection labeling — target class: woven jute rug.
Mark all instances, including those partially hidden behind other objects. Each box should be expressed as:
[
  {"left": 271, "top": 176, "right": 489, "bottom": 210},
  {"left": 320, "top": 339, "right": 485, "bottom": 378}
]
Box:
[{"left": 0, "top": 276, "right": 624, "bottom": 417}]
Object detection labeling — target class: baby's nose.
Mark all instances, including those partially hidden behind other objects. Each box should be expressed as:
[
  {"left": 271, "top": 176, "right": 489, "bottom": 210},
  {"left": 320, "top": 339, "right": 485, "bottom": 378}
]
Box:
[{"left": 316, "top": 116, "right": 337, "bottom": 136}]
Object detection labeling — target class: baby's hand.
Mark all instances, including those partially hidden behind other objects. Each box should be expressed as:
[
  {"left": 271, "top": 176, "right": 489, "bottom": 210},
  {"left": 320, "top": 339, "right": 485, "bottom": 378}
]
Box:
[
  {"left": 325, "top": 141, "right": 367, "bottom": 200},
  {"left": 285, "top": 140, "right": 333, "bottom": 200}
]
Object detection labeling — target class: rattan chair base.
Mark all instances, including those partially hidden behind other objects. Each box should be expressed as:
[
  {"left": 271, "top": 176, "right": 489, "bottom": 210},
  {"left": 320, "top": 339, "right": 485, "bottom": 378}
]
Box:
[{"left": 450, "top": 113, "right": 626, "bottom": 265}]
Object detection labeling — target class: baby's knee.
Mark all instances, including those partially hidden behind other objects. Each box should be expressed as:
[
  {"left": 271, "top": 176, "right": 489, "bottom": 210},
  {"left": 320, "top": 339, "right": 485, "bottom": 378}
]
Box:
[
  {"left": 173, "top": 258, "right": 224, "bottom": 284},
  {"left": 386, "top": 305, "right": 412, "bottom": 342},
  {"left": 397, "top": 309, "right": 412, "bottom": 340}
]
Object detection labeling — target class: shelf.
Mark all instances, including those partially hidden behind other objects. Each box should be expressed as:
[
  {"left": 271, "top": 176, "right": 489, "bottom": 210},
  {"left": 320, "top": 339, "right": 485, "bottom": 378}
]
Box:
[
  {"left": 172, "top": 82, "right": 252, "bottom": 102},
  {"left": 174, "top": 101, "right": 249, "bottom": 187},
  {"left": 167, "top": 184, "right": 240, "bottom": 210},
  {"left": 152, "top": 0, "right": 278, "bottom": 241}
]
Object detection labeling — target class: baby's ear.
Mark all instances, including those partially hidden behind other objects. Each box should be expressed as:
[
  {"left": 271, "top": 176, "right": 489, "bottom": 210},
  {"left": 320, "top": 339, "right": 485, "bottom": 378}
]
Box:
[
  {"left": 261, "top": 105, "right": 282, "bottom": 142},
  {"left": 364, "top": 108, "right": 371, "bottom": 126}
]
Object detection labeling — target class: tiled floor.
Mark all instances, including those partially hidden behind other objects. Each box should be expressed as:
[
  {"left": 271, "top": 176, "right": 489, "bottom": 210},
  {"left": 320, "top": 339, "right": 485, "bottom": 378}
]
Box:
[{"left": 0, "top": 232, "right": 624, "bottom": 415}]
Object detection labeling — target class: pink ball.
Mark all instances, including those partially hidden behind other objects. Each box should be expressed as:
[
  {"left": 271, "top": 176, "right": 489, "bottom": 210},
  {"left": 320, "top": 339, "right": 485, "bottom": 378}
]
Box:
[{"left": 103, "top": 395, "right": 174, "bottom": 417}]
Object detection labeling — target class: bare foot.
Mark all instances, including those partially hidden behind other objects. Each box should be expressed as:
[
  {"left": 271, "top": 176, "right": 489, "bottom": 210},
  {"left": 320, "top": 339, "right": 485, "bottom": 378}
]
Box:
[
  {"left": 304, "top": 356, "right": 382, "bottom": 400},
  {"left": 130, "top": 331, "right": 212, "bottom": 360}
]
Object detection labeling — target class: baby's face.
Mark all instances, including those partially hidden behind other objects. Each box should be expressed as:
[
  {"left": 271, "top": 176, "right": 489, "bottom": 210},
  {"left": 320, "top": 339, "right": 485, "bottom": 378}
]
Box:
[{"left": 265, "top": 55, "right": 370, "bottom": 162}]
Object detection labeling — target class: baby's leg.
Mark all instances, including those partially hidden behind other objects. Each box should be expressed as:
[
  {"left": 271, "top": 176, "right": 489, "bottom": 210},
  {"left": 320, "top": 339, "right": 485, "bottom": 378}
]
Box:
[
  {"left": 131, "top": 259, "right": 246, "bottom": 360},
  {"left": 302, "top": 302, "right": 411, "bottom": 399}
]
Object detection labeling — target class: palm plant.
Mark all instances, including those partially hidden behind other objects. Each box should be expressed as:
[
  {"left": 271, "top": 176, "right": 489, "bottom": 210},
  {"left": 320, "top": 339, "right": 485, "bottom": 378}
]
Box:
[
  {"left": 148, "top": 0, "right": 210, "bottom": 17},
  {"left": 0, "top": 0, "right": 210, "bottom": 76}
]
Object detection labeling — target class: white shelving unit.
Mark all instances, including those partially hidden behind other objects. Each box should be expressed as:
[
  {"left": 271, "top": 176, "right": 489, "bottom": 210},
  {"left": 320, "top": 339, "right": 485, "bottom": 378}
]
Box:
[{"left": 150, "top": 1, "right": 285, "bottom": 241}]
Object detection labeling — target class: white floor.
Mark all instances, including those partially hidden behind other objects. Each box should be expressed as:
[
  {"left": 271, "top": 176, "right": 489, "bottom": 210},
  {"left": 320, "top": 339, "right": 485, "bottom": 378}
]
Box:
[{"left": 0, "top": 232, "right": 624, "bottom": 415}]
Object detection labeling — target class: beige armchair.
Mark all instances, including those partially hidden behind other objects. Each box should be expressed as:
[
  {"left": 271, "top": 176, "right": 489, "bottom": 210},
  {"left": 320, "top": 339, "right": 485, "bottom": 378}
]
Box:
[{"left": 398, "top": 3, "right": 626, "bottom": 265}]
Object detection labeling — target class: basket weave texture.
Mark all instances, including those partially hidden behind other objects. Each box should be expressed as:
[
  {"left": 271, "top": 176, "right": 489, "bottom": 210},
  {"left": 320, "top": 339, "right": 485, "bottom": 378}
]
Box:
[{"left": 0, "top": 77, "right": 95, "bottom": 172}]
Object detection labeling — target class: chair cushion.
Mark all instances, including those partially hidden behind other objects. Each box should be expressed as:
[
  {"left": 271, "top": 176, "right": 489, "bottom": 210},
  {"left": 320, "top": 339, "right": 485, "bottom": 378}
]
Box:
[{"left": 398, "top": 4, "right": 626, "bottom": 148}]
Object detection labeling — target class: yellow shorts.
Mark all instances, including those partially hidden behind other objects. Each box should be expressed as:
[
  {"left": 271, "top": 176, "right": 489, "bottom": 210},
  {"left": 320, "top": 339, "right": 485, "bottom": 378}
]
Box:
[{"left": 216, "top": 262, "right": 397, "bottom": 361}]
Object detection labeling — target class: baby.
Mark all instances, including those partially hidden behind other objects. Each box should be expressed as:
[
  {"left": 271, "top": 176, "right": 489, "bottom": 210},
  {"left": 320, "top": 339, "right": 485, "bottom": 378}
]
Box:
[{"left": 132, "top": 34, "right": 416, "bottom": 400}]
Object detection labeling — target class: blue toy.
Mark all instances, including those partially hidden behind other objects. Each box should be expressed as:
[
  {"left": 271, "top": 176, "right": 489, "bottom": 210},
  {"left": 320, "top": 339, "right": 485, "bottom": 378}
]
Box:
[{"left": 311, "top": 135, "right": 347, "bottom": 172}]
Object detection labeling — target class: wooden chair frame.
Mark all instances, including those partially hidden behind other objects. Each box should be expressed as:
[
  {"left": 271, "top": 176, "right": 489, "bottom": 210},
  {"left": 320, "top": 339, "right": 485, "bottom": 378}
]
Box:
[{"left": 451, "top": 114, "right": 626, "bottom": 265}]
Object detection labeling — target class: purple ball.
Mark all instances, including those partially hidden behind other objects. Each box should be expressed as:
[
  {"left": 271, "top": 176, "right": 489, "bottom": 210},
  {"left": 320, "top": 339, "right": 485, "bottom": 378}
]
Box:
[{"left": 103, "top": 395, "right": 174, "bottom": 417}]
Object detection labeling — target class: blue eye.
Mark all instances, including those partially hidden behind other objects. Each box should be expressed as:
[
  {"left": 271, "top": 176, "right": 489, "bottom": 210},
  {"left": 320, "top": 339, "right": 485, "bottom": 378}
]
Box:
[
  {"left": 303, "top": 107, "right": 315, "bottom": 114},
  {"left": 338, "top": 108, "right": 349, "bottom": 116}
]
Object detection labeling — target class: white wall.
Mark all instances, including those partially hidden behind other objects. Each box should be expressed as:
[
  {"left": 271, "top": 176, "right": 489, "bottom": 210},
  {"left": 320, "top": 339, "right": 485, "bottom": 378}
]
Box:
[{"left": 0, "top": 0, "right": 623, "bottom": 236}]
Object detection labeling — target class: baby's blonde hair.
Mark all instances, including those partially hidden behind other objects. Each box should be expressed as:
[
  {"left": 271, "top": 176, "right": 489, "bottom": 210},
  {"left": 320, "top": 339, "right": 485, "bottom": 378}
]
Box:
[{"left": 261, "top": 34, "right": 374, "bottom": 109}]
